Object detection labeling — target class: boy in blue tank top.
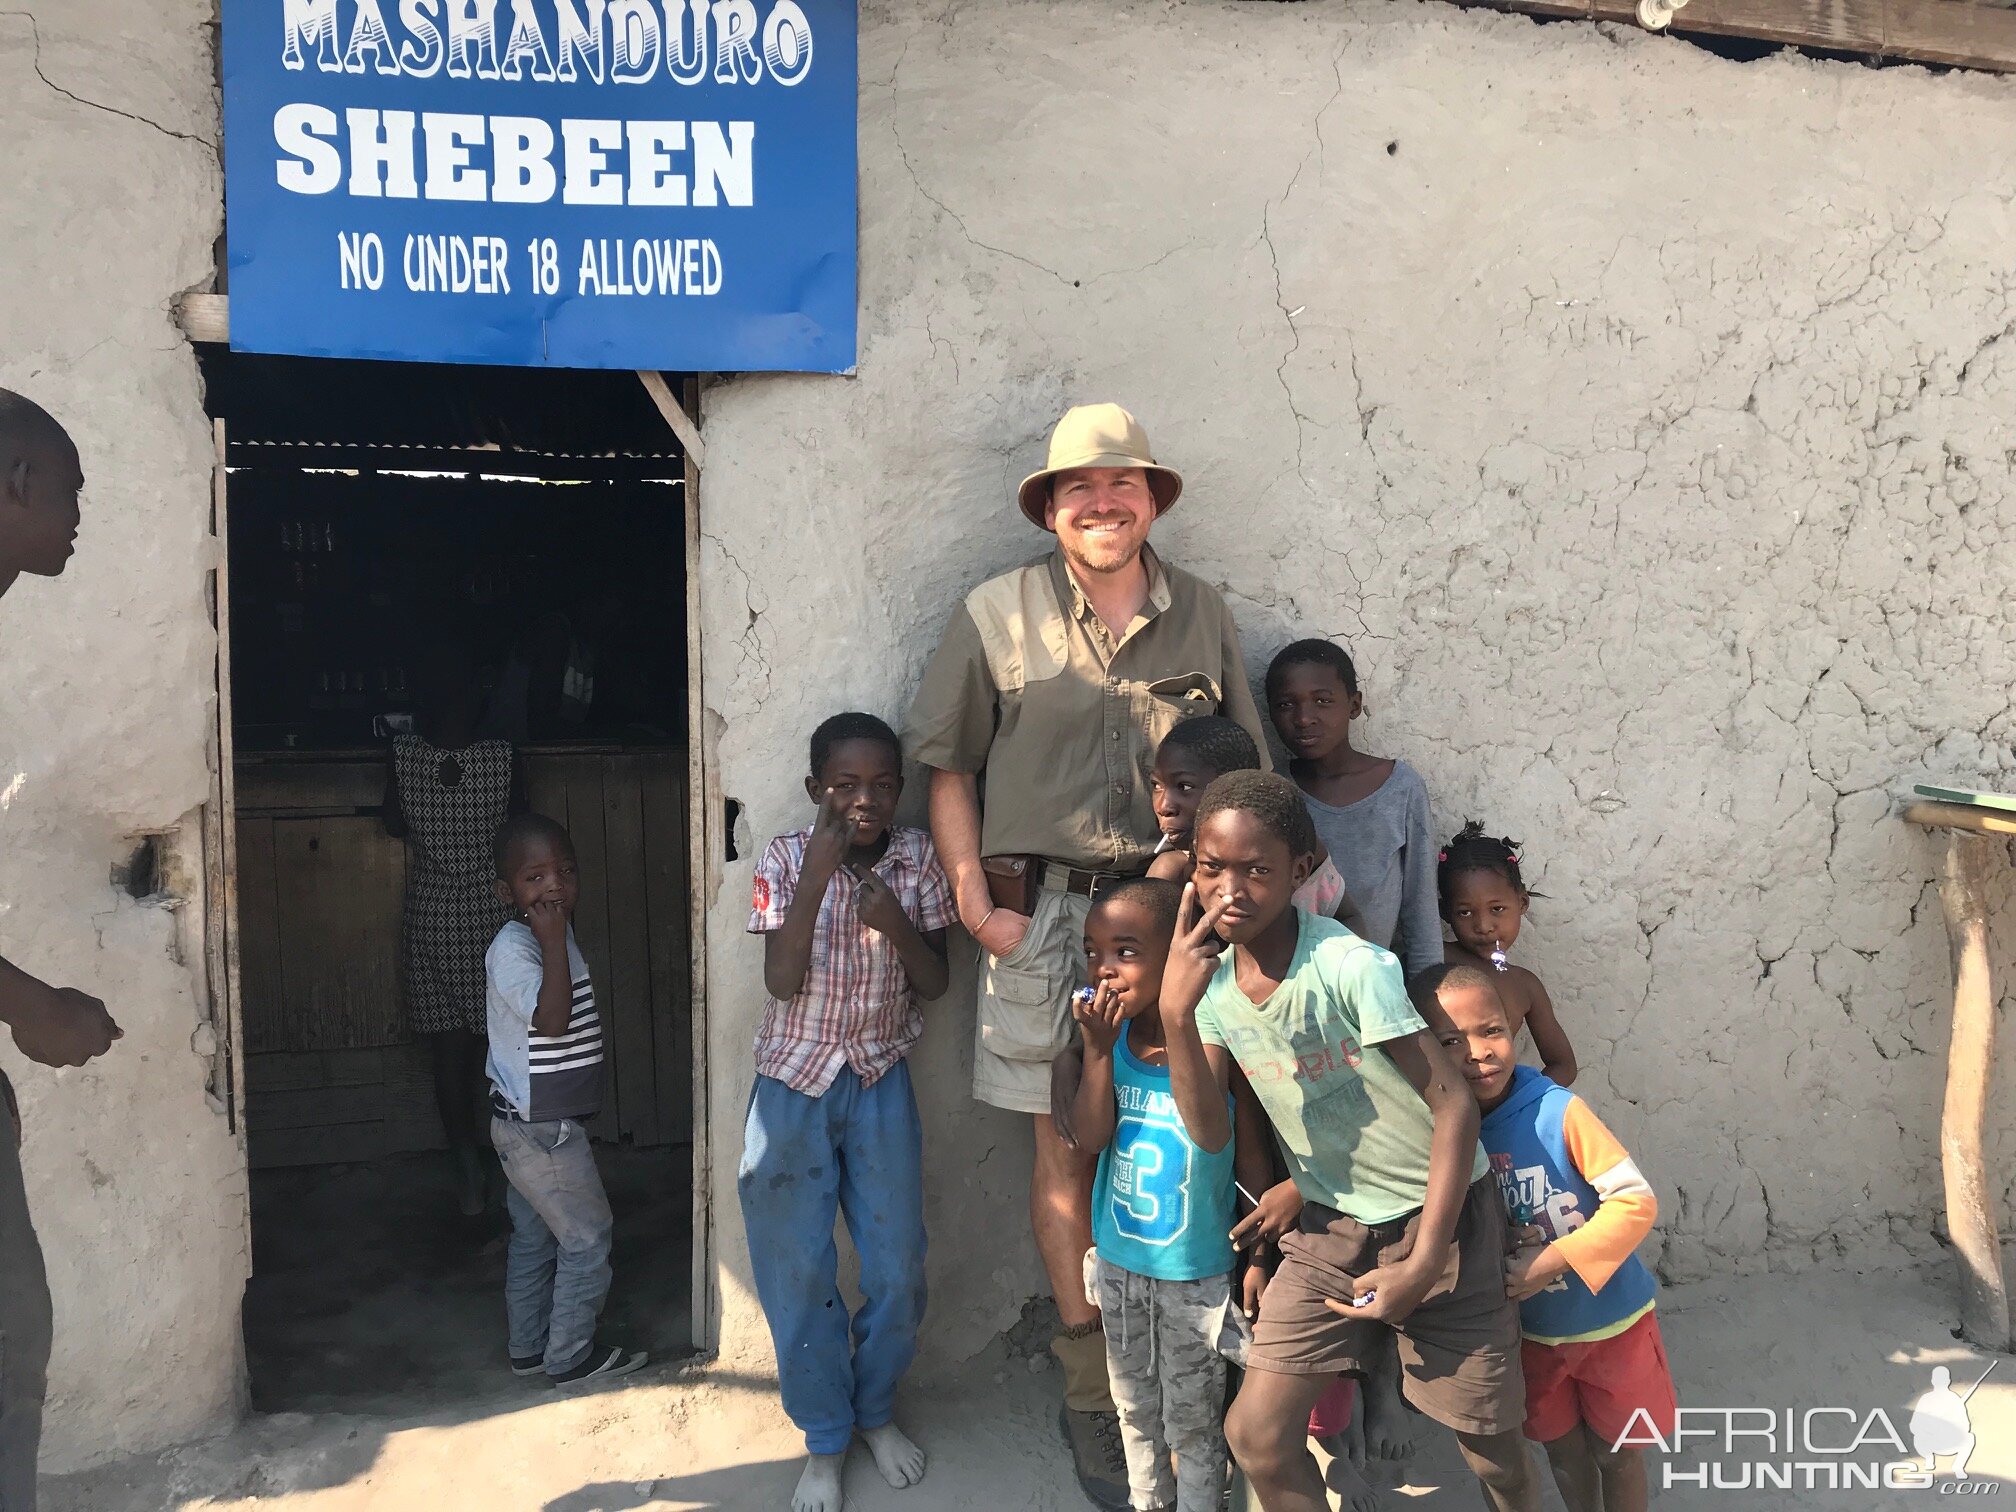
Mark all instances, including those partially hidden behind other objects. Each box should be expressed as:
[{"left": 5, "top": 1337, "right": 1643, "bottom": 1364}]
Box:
[
  {"left": 1419, "top": 961, "right": 1676, "bottom": 1512},
  {"left": 1067, "top": 877, "right": 1276, "bottom": 1512}
]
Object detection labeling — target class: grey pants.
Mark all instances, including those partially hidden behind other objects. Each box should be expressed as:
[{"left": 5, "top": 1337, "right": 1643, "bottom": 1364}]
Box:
[
  {"left": 492, "top": 1116, "right": 615, "bottom": 1376},
  {"left": 1092, "top": 1256, "right": 1235, "bottom": 1512},
  {"left": 0, "top": 1111, "right": 51, "bottom": 1512}
]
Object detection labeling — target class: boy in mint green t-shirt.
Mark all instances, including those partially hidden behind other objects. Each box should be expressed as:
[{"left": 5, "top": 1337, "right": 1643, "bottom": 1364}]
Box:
[{"left": 1159, "top": 772, "right": 1539, "bottom": 1512}]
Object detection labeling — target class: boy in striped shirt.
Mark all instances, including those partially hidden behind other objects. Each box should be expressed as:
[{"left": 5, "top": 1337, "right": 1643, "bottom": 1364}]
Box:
[{"left": 486, "top": 814, "right": 646, "bottom": 1387}]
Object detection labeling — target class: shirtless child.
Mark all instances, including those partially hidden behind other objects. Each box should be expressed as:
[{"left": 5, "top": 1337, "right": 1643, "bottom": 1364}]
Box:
[{"left": 1437, "top": 823, "right": 1576, "bottom": 1087}]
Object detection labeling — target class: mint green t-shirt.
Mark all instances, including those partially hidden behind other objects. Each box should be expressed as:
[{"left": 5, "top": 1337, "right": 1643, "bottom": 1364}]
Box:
[{"left": 1194, "top": 909, "right": 1487, "bottom": 1224}]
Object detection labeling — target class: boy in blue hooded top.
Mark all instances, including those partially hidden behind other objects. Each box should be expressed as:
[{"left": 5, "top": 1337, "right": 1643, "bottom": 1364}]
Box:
[{"left": 1417, "top": 961, "right": 1676, "bottom": 1512}]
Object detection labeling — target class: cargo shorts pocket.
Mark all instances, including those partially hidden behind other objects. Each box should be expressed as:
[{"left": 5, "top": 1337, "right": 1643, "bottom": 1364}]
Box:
[{"left": 978, "top": 954, "right": 1071, "bottom": 1063}]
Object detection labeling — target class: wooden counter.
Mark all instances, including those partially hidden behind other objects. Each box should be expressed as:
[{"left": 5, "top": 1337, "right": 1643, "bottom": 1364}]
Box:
[{"left": 237, "top": 747, "right": 691, "bottom": 1168}]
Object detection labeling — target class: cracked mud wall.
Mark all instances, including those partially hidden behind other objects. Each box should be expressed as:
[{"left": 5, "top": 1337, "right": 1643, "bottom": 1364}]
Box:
[
  {"left": 0, "top": 0, "right": 243, "bottom": 1470},
  {"left": 696, "top": 0, "right": 2016, "bottom": 1372}
]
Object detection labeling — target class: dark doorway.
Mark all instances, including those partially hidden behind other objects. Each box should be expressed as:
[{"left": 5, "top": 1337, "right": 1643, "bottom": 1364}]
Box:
[{"left": 198, "top": 350, "right": 697, "bottom": 1412}]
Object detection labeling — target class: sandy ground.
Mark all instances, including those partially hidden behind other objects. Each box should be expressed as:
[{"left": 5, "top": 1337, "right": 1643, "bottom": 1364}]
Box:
[{"left": 46, "top": 1259, "right": 2015, "bottom": 1512}]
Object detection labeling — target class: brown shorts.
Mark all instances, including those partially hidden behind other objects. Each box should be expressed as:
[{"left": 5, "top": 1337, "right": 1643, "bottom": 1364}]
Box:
[{"left": 1246, "top": 1176, "right": 1525, "bottom": 1436}]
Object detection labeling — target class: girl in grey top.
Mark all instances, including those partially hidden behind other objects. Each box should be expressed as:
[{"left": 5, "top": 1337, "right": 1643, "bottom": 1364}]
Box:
[{"left": 1265, "top": 640, "right": 1443, "bottom": 980}]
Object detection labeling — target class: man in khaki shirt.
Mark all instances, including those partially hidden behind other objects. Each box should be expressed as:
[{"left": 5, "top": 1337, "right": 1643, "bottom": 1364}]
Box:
[{"left": 905, "top": 404, "right": 1266, "bottom": 1510}]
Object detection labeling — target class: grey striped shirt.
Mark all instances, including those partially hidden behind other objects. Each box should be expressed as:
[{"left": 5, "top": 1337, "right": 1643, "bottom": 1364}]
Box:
[{"left": 485, "top": 921, "right": 605, "bottom": 1122}]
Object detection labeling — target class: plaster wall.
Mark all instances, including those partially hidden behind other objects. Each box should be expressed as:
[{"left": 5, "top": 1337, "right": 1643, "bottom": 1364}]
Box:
[
  {"left": 6, "top": 0, "right": 2014, "bottom": 1466},
  {"left": 697, "top": 0, "right": 2016, "bottom": 1372},
  {"left": 0, "top": 0, "right": 244, "bottom": 1471}
]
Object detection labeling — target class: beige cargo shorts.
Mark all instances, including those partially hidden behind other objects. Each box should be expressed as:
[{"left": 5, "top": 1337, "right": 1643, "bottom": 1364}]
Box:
[{"left": 972, "top": 886, "right": 1092, "bottom": 1115}]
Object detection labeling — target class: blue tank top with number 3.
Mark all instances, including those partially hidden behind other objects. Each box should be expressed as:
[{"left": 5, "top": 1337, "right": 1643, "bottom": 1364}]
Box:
[{"left": 1092, "top": 1022, "right": 1238, "bottom": 1282}]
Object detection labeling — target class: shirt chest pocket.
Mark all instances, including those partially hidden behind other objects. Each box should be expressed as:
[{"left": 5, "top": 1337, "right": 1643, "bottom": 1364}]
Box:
[
  {"left": 1142, "top": 672, "right": 1223, "bottom": 749},
  {"left": 991, "top": 616, "right": 1071, "bottom": 698},
  {"left": 969, "top": 577, "right": 1071, "bottom": 697}
]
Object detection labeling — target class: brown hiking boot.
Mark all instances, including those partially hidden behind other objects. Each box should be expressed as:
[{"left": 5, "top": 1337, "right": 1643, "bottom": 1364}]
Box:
[{"left": 1059, "top": 1402, "right": 1130, "bottom": 1511}]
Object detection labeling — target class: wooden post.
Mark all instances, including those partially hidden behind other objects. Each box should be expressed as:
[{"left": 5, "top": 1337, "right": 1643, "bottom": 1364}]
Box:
[
  {"left": 636, "top": 369, "right": 705, "bottom": 467},
  {"left": 682, "top": 373, "right": 716, "bottom": 1355},
  {"left": 1934, "top": 829, "right": 2009, "bottom": 1353},
  {"left": 209, "top": 418, "right": 247, "bottom": 1139}
]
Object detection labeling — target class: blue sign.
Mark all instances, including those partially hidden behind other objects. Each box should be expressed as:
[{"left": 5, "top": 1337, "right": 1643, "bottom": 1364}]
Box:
[{"left": 221, "top": 0, "right": 856, "bottom": 371}]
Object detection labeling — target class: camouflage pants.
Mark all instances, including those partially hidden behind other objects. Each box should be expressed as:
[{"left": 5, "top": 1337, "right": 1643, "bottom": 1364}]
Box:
[{"left": 1090, "top": 1256, "right": 1238, "bottom": 1512}]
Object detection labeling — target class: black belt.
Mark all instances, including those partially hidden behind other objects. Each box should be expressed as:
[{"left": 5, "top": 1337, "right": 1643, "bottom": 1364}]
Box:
[{"left": 1032, "top": 858, "right": 1134, "bottom": 899}]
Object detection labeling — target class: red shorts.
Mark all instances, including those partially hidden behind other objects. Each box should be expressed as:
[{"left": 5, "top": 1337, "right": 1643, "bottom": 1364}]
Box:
[
  {"left": 1307, "top": 1376, "right": 1359, "bottom": 1438},
  {"left": 1521, "top": 1310, "right": 1677, "bottom": 1446}
]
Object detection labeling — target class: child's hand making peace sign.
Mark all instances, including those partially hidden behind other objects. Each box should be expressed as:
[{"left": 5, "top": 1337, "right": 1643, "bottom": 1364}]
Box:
[
  {"left": 1159, "top": 882, "right": 1230, "bottom": 1030},
  {"left": 803, "top": 787, "right": 854, "bottom": 882}
]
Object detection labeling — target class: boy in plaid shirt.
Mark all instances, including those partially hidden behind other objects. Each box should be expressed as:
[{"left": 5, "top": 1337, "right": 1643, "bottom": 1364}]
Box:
[{"left": 739, "top": 713, "right": 953, "bottom": 1512}]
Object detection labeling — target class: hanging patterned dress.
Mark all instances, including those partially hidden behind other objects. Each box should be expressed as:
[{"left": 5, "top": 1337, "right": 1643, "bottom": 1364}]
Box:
[{"left": 393, "top": 733, "right": 516, "bottom": 1037}]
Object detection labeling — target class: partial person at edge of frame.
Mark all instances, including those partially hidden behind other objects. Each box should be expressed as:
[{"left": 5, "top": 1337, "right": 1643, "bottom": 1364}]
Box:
[{"left": 0, "top": 387, "right": 126, "bottom": 1512}]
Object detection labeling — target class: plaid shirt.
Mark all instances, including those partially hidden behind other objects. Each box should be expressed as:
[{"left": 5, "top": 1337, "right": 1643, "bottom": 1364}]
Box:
[{"left": 747, "top": 825, "right": 955, "bottom": 1095}]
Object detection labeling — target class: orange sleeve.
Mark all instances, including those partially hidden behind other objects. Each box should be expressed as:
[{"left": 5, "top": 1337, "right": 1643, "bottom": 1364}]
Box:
[{"left": 1552, "top": 1098, "right": 1657, "bottom": 1295}]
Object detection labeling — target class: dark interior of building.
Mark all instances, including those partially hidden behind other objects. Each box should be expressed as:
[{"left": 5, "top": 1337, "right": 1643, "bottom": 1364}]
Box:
[{"left": 197, "top": 350, "right": 696, "bottom": 1411}]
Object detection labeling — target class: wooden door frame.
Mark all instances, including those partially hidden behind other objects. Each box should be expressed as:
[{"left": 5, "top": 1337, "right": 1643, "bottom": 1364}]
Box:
[
  {"left": 204, "top": 416, "right": 249, "bottom": 1143},
  {"left": 639, "top": 370, "right": 716, "bottom": 1356},
  {"left": 179, "top": 298, "right": 718, "bottom": 1357}
]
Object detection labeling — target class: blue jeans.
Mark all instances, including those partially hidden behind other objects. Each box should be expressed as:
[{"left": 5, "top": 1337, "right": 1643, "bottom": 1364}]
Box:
[
  {"left": 491, "top": 1116, "right": 614, "bottom": 1376},
  {"left": 0, "top": 1108, "right": 51, "bottom": 1512},
  {"left": 737, "top": 1064, "right": 926, "bottom": 1455}
]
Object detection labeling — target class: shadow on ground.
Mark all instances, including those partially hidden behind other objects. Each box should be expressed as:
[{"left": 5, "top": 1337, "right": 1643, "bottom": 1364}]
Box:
[
  {"left": 245, "top": 1145, "right": 692, "bottom": 1415},
  {"left": 40, "top": 1262, "right": 2016, "bottom": 1511},
  {"left": 42, "top": 1365, "right": 791, "bottom": 1512},
  {"left": 541, "top": 1461, "right": 802, "bottom": 1511}
]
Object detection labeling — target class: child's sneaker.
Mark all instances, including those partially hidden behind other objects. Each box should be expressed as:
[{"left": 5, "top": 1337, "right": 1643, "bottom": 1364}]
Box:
[
  {"left": 550, "top": 1340, "right": 648, "bottom": 1388},
  {"left": 509, "top": 1351, "right": 545, "bottom": 1377}
]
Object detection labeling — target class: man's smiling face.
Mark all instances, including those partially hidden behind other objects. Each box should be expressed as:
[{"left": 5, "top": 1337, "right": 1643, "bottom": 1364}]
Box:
[{"left": 1045, "top": 466, "right": 1154, "bottom": 577}]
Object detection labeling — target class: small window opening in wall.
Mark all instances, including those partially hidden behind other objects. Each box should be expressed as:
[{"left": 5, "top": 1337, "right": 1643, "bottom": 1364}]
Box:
[
  {"left": 724, "top": 798, "right": 744, "bottom": 862},
  {"left": 115, "top": 835, "right": 162, "bottom": 900}
]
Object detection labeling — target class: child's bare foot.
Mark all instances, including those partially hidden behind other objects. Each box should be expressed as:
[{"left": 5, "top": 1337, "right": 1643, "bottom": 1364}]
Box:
[
  {"left": 859, "top": 1422, "right": 926, "bottom": 1488},
  {"left": 793, "top": 1451, "right": 845, "bottom": 1512},
  {"left": 1323, "top": 1382, "right": 1367, "bottom": 1468},
  {"left": 1316, "top": 1416, "right": 1368, "bottom": 1472},
  {"left": 1362, "top": 1369, "right": 1415, "bottom": 1462},
  {"left": 1323, "top": 1449, "right": 1384, "bottom": 1512}
]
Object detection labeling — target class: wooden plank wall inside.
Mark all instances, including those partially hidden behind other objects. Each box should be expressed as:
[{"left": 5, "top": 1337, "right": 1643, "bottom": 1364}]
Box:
[
  {"left": 242, "top": 750, "right": 691, "bottom": 1166},
  {"left": 524, "top": 753, "right": 692, "bottom": 1147},
  {"left": 263, "top": 817, "right": 407, "bottom": 1052}
]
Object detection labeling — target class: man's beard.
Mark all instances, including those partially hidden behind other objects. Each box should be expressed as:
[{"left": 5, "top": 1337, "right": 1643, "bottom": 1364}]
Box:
[{"left": 1061, "top": 532, "right": 1144, "bottom": 578}]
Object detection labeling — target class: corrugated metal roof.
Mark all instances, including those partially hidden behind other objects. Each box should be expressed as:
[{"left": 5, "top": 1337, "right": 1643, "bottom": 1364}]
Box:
[{"left": 198, "top": 349, "right": 687, "bottom": 459}]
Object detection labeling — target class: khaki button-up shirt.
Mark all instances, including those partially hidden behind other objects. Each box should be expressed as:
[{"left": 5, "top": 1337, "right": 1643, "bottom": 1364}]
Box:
[{"left": 904, "top": 547, "right": 1269, "bottom": 872}]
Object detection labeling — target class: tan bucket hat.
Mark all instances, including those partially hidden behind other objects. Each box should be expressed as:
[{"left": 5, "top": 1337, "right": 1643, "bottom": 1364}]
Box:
[{"left": 1016, "top": 403, "right": 1184, "bottom": 529}]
